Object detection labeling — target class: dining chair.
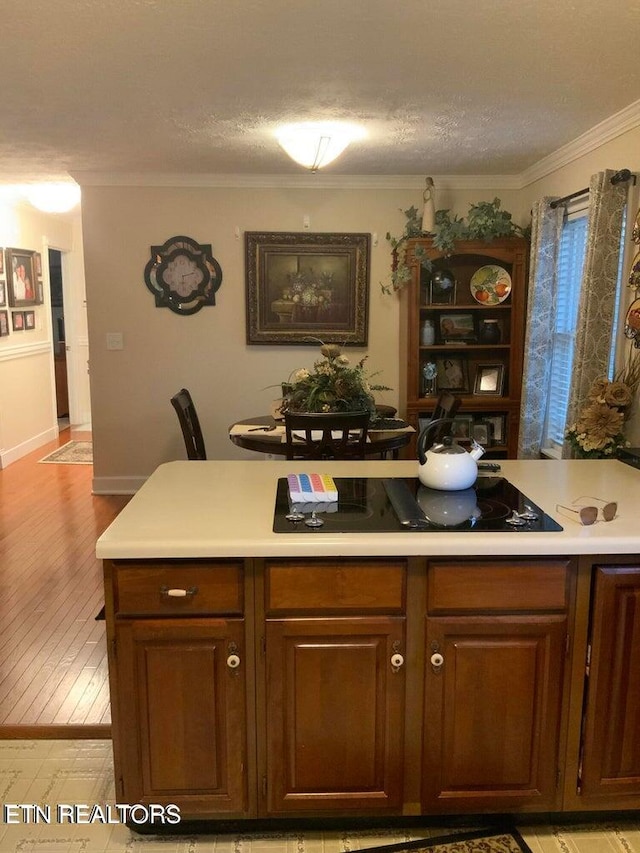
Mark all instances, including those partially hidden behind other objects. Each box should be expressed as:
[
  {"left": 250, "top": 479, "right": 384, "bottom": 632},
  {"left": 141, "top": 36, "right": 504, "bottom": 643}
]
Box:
[
  {"left": 170, "top": 388, "right": 207, "bottom": 460},
  {"left": 428, "top": 391, "right": 462, "bottom": 443},
  {"left": 284, "top": 411, "right": 370, "bottom": 460}
]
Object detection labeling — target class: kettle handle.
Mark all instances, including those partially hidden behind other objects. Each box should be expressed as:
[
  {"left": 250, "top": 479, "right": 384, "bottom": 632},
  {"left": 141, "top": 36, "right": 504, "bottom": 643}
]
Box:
[{"left": 417, "top": 417, "right": 455, "bottom": 464}]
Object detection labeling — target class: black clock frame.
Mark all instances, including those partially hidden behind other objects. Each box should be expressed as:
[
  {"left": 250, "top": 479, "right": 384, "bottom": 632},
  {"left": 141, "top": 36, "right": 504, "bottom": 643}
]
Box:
[{"left": 144, "top": 235, "right": 222, "bottom": 315}]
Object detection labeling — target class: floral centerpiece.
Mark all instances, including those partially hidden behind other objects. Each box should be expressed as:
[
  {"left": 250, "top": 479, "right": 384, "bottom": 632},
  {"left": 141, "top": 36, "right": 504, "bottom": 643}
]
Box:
[
  {"left": 279, "top": 343, "right": 391, "bottom": 420},
  {"left": 565, "top": 353, "right": 640, "bottom": 458}
]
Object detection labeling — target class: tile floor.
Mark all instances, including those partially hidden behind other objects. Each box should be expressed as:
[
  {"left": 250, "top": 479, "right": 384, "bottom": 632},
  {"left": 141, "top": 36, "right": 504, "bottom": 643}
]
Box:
[{"left": 0, "top": 740, "right": 638, "bottom": 852}]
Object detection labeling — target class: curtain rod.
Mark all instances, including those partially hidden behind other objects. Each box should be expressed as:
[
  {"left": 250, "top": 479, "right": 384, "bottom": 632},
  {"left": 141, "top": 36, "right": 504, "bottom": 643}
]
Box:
[{"left": 549, "top": 168, "right": 634, "bottom": 209}]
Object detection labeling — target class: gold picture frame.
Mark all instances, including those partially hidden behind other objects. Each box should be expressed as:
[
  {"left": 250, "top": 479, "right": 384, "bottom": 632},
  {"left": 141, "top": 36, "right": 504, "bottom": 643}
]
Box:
[{"left": 245, "top": 231, "right": 370, "bottom": 345}]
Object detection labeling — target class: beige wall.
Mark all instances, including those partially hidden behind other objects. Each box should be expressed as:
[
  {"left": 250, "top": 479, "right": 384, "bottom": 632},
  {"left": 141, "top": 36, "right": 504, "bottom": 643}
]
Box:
[
  {"left": 82, "top": 184, "right": 518, "bottom": 491},
  {"left": 0, "top": 201, "right": 75, "bottom": 466}
]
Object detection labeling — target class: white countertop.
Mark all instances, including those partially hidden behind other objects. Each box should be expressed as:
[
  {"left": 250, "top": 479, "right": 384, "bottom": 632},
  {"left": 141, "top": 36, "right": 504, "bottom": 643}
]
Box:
[{"left": 96, "top": 459, "right": 640, "bottom": 560}]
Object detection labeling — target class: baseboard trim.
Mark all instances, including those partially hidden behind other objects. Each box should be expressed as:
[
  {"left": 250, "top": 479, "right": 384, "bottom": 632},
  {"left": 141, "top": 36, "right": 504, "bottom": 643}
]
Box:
[
  {"left": 0, "top": 724, "right": 111, "bottom": 740},
  {"left": 92, "top": 475, "right": 146, "bottom": 495},
  {"left": 0, "top": 425, "right": 59, "bottom": 469}
]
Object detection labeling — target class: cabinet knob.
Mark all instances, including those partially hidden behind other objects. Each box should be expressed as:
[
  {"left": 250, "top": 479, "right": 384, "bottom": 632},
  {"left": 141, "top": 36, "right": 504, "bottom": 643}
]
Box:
[
  {"left": 226, "top": 654, "right": 241, "bottom": 669},
  {"left": 391, "top": 652, "right": 404, "bottom": 669},
  {"left": 430, "top": 652, "right": 444, "bottom": 669}
]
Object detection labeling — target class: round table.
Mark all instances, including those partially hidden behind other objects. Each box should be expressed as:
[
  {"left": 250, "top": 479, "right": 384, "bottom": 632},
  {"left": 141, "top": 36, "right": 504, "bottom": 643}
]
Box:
[{"left": 228, "top": 415, "right": 412, "bottom": 459}]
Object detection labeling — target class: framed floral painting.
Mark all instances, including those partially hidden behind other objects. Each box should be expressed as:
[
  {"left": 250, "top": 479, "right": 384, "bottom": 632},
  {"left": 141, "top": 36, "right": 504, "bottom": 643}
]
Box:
[{"left": 245, "top": 231, "right": 370, "bottom": 345}]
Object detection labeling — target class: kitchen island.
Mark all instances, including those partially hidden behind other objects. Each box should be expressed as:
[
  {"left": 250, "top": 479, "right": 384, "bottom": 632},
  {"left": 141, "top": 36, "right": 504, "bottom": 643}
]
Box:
[{"left": 97, "top": 458, "right": 640, "bottom": 827}]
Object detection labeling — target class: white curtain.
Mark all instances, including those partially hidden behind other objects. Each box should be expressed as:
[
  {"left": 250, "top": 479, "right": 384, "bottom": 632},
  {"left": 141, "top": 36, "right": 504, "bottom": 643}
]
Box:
[
  {"left": 517, "top": 199, "right": 564, "bottom": 458},
  {"left": 562, "top": 170, "right": 627, "bottom": 456}
]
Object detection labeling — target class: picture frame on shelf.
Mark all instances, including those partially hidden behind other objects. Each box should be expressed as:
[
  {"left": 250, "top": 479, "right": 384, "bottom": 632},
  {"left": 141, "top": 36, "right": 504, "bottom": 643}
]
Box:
[
  {"left": 429, "top": 271, "right": 457, "bottom": 305},
  {"left": 24, "top": 310, "right": 35, "bottom": 330},
  {"left": 6, "top": 248, "right": 37, "bottom": 308},
  {"left": 472, "top": 421, "right": 491, "bottom": 446},
  {"left": 451, "top": 415, "right": 473, "bottom": 442},
  {"left": 436, "top": 356, "right": 469, "bottom": 392},
  {"left": 474, "top": 363, "right": 505, "bottom": 395},
  {"left": 12, "top": 311, "right": 25, "bottom": 331},
  {"left": 485, "top": 414, "right": 505, "bottom": 445},
  {"left": 0, "top": 309, "right": 9, "bottom": 337},
  {"left": 439, "top": 312, "right": 476, "bottom": 343},
  {"left": 245, "top": 231, "right": 370, "bottom": 345}
]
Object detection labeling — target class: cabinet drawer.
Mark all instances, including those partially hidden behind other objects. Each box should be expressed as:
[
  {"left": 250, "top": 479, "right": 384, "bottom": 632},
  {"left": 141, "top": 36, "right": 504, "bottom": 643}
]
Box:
[
  {"left": 265, "top": 559, "right": 406, "bottom": 614},
  {"left": 427, "top": 559, "right": 569, "bottom": 613},
  {"left": 114, "top": 560, "right": 244, "bottom": 616}
]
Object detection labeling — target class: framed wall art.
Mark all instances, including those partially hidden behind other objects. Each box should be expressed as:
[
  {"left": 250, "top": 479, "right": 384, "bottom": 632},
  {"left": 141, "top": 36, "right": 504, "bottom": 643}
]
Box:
[
  {"left": 0, "top": 309, "right": 9, "bottom": 337},
  {"left": 436, "top": 356, "right": 469, "bottom": 392},
  {"left": 12, "top": 311, "right": 25, "bottom": 331},
  {"left": 24, "top": 310, "right": 35, "bottom": 330},
  {"left": 474, "top": 363, "right": 505, "bottom": 395},
  {"left": 0, "top": 249, "right": 4, "bottom": 276},
  {"left": 245, "top": 231, "right": 370, "bottom": 345},
  {"left": 6, "top": 248, "right": 37, "bottom": 308},
  {"left": 0, "top": 280, "right": 5, "bottom": 307}
]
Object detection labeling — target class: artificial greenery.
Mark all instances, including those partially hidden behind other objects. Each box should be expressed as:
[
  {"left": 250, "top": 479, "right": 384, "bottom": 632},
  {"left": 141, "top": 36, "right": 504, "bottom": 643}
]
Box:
[{"left": 382, "top": 198, "right": 530, "bottom": 294}]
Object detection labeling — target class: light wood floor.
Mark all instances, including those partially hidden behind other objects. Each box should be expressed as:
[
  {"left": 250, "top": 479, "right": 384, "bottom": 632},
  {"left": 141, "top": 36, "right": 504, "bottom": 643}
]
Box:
[{"left": 0, "top": 427, "right": 130, "bottom": 739}]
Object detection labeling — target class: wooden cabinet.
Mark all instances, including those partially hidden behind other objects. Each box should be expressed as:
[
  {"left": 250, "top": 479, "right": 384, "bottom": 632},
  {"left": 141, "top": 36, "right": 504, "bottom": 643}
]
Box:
[
  {"left": 422, "top": 559, "right": 570, "bottom": 812},
  {"left": 577, "top": 564, "right": 640, "bottom": 807},
  {"left": 261, "top": 558, "right": 407, "bottom": 814},
  {"left": 106, "top": 560, "right": 249, "bottom": 818},
  {"left": 401, "top": 237, "right": 528, "bottom": 458}
]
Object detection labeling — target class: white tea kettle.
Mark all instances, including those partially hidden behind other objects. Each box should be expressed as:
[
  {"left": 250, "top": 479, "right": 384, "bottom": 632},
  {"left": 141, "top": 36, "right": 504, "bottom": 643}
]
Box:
[{"left": 417, "top": 417, "right": 485, "bottom": 491}]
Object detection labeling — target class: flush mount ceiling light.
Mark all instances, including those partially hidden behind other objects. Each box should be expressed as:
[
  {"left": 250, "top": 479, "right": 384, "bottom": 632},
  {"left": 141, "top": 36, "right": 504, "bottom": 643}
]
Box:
[
  {"left": 275, "top": 121, "right": 366, "bottom": 171},
  {"left": 23, "top": 182, "right": 81, "bottom": 213}
]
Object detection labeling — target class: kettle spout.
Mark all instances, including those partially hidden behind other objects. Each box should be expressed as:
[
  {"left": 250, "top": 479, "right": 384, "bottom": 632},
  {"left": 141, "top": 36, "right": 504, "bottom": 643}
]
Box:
[{"left": 469, "top": 440, "right": 486, "bottom": 461}]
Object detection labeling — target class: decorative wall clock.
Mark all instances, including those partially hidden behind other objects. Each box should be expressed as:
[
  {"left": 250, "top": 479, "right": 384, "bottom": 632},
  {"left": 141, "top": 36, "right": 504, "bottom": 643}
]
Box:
[{"left": 144, "top": 235, "right": 222, "bottom": 315}]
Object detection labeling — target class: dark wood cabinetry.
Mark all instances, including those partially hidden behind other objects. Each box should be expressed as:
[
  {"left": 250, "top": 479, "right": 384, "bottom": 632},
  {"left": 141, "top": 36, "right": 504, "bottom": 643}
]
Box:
[
  {"left": 423, "top": 559, "right": 570, "bottom": 812},
  {"left": 577, "top": 564, "right": 640, "bottom": 807},
  {"left": 104, "top": 553, "right": 640, "bottom": 825},
  {"left": 401, "top": 238, "right": 528, "bottom": 458}
]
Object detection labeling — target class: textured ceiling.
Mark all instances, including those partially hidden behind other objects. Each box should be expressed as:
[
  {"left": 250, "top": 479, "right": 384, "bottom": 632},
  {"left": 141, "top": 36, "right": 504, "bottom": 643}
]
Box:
[{"left": 1, "top": 0, "right": 639, "bottom": 181}]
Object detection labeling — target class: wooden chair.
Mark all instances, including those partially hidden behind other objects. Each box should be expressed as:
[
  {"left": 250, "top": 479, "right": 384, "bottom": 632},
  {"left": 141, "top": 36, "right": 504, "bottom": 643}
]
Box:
[
  {"left": 428, "top": 391, "right": 462, "bottom": 443},
  {"left": 284, "top": 411, "right": 370, "bottom": 460},
  {"left": 170, "top": 388, "right": 207, "bottom": 460}
]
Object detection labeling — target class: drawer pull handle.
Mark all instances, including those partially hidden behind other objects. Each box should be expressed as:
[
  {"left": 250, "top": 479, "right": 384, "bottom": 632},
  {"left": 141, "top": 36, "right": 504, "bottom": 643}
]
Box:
[
  {"left": 430, "top": 652, "right": 444, "bottom": 669},
  {"left": 391, "top": 652, "right": 404, "bottom": 670},
  {"left": 227, "top": 654, "right": 241, "bottom": 669},
  {"left": 160, "top": 586, "right": 198, "bottom": 598}
]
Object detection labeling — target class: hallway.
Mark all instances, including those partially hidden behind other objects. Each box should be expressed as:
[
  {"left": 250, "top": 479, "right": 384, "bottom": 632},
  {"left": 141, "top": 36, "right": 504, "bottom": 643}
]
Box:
[{"left": 0, "top": 427, "right": 129, "bottom": 737}]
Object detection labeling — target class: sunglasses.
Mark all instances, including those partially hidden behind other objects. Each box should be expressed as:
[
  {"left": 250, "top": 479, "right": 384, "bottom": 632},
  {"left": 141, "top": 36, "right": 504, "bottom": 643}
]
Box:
[{"left": 555, "top": 495, "right": 617, "bottom": 526}]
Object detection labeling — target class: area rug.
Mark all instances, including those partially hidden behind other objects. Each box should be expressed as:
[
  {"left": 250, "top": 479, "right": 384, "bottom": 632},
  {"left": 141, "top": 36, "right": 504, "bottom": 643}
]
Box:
[
  {"left": 39, "top": 440, "right": 93, "bottom": 464},
  {"left": 351, "top": 827, "right": 533, "bottom": 853}
]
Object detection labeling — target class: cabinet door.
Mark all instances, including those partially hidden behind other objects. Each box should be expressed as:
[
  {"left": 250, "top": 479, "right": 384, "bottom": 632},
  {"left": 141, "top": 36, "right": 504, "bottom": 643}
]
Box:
[
  {"left": 114, "top": 618, "right": 247, "bottom": 816},
  {"left": 264, "top": 617, "right": 405, "bottom": 814},
  {"left": 579, "top": 565, "right": 640, "bottom": 803},
  {"left": 423, "top": 615, "right": 566, "bottom": 812}
]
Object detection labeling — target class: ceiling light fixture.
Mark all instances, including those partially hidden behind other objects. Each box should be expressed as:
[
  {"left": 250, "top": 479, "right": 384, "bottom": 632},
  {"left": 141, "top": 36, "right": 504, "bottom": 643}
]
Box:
[
  {"left": 275, "top": 121, "right": 366, "bottom": 172},
  {"left": 23, "top": 182, "right": 81, "bottom": 213}
]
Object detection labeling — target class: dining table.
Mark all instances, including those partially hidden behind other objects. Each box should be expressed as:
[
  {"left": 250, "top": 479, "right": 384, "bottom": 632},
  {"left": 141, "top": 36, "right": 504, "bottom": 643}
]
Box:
[{"left": 228, "top": 414, "right": 414, "bottom": 459}]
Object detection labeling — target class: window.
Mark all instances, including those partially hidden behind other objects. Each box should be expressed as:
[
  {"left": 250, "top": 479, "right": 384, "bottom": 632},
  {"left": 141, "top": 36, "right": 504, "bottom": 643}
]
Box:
[
  {"left": 544, "top": 212, "right": 588, "bottom": 452},
  {"left": 543, "top": 208, "right": 627, "bottom": 455}
]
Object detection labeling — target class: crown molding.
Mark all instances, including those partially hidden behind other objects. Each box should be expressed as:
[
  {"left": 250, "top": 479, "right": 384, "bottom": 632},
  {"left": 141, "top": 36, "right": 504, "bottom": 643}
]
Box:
[
  {"left": 69, "top": 171, "right": 523, "bottom": 191},
  {"left": 520, "top": 99, "right": 640, "bottom": 187}
]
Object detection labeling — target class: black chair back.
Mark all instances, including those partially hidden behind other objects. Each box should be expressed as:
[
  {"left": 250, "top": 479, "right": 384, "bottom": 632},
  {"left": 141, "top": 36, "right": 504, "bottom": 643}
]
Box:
[
  {"left": 284, "top": 411, "right": 370, "bottom": 460},
  {"left": 170, "top": 388, "right": 207, "bottom": 460}
]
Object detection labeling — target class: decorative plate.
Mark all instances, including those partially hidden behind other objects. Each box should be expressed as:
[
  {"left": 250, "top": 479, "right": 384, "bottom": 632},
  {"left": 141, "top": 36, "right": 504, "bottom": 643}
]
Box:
[
  {"left": 628, "top": 250, "right": 640, "bottom": 289},
  {"left": 624, "top": 297, "right": 640, "bottom": 348},
  {"left": 470, "top": 265, "right": 512, "bottom": 305}
]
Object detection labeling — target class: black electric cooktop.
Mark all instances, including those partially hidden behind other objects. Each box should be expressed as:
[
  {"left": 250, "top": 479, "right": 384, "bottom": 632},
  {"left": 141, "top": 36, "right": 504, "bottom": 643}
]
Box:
[{"left": 273, "top": 476, "right": 563, "bottom": 533}]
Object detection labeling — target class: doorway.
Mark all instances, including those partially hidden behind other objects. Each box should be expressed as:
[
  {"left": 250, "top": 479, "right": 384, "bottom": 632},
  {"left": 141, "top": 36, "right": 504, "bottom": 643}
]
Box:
[{"left": 49, "top": 248, "right": 69, "bottom": 420}]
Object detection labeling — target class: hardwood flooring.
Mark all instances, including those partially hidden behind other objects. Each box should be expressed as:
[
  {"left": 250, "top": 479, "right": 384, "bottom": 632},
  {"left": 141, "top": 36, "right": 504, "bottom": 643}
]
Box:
[{"left": 0, "top": 427, "right": 130, "bottom": 738}]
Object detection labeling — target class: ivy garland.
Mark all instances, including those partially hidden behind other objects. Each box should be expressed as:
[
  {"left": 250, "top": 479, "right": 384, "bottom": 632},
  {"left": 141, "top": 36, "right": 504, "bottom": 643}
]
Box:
[{"left": 382, "top": 198, "right": 530, "bottom": 294}]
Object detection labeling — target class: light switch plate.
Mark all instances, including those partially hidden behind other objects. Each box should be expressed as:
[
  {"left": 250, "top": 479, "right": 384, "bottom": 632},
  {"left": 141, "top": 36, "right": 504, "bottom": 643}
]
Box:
[{"left": 106, "top": 332, "right": 123, "bottom": 350}]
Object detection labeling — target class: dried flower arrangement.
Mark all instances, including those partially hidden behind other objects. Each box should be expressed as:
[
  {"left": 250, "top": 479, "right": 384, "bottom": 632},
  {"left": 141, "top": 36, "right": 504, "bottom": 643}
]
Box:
[
  {"left": 565, "top": 351, "right": 640, "bottom": 458},
  {"left": 279, "top": 343, "right": 390, "bottom": 419}
]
